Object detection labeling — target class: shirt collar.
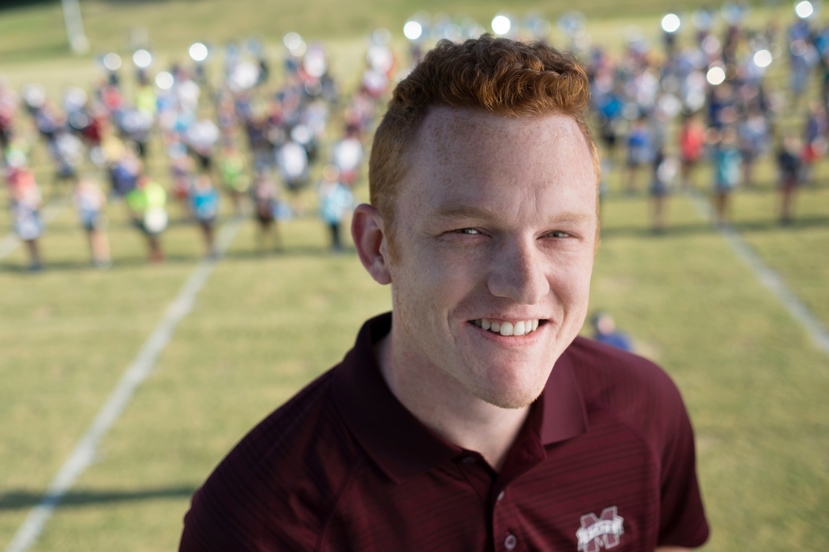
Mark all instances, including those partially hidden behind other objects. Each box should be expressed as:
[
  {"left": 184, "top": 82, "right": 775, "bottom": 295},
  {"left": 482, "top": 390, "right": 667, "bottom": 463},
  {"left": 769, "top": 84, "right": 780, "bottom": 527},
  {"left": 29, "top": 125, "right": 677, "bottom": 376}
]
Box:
[
  {"left": 332, "top": 313, "right": 588, "bottom": 483},
  {"left": 332, "top": 313, "right": 461, "bottom": 484},
  {"left": 537, "top": 343, "right": 589, "bottom": 446}
]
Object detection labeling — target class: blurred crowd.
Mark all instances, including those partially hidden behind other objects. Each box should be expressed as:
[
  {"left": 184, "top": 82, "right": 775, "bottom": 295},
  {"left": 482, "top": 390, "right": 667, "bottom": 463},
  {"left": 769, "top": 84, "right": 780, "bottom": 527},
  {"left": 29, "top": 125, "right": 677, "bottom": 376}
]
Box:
[
  {"left": 2, "top": 5, "right": 829, "bottom": 271},
  {"left": 0, "top": 31, "right": 394, "bottom": 270},
  {"left": 583, "top": 4, "right": 827, "bottom": 231}
]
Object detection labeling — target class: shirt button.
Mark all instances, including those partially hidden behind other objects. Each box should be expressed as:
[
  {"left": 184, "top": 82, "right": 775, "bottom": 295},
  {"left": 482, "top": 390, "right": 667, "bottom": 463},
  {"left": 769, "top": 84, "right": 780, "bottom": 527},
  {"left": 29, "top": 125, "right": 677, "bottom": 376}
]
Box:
[
  {"left": 497, "top": 490, "right": 505, "bottom": 502},
  {"left": 504, "top": 533, "right": 517, "bottom": 550},
  {"left": 461, "top": 456, "right": 476, "bottom": 464}
]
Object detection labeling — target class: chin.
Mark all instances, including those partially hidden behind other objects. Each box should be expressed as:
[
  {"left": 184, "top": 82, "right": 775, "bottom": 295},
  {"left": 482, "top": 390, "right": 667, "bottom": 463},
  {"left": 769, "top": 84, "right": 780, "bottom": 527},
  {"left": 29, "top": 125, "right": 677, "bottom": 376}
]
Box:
[
  {"left": 478, "top": 388, "right": 542, "bottom": 410},
  {"left": 472, "top": 375, "right": 546, "bottom": 410}
]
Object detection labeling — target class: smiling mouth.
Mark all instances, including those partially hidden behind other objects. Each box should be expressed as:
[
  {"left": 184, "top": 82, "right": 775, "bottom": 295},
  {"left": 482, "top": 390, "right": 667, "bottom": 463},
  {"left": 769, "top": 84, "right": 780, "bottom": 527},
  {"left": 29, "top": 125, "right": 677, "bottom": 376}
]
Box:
[{"left": 469, "top": 318, "right": 545, "bottom": 337}]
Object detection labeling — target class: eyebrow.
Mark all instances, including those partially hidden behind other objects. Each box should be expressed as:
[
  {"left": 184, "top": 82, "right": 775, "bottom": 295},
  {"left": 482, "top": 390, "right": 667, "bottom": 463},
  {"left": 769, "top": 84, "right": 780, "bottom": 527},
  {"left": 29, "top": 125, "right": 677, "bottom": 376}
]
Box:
[
  {"left": 429, "top": 205, "right": 502, "bottom": 221},
  {"left": 429, "top": 205, "right": 595, "bottom": 225}
]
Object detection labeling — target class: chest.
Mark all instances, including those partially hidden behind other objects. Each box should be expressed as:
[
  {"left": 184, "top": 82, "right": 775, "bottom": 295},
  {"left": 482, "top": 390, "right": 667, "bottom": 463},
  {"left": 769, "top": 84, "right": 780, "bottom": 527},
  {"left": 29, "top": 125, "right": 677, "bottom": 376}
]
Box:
[{"left": 322, "top": 424, "right": 661, "bottom": 552}]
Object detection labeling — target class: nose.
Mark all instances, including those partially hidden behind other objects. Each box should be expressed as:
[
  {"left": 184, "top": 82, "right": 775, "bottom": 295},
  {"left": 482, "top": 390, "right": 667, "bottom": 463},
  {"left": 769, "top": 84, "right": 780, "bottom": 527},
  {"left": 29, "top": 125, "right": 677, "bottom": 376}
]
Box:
[{"left": 487, "top": 236, "right": 550, "bottom": 305}]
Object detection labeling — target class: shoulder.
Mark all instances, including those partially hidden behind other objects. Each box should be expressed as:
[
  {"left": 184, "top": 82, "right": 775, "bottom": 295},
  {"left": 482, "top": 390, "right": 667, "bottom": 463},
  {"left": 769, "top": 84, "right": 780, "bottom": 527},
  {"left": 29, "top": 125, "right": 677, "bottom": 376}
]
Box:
[
  {"left": 563, "top": 341, "right": 710, "bottom": 546},
  {"left": 564, "top": 337, "right": 690, "bottom": 450},
  {"left": 567, "top": 336, "right": 681, "bottom": 397},
  {"left": 181, "top": 367, "right": 363, "bottom": 551}
]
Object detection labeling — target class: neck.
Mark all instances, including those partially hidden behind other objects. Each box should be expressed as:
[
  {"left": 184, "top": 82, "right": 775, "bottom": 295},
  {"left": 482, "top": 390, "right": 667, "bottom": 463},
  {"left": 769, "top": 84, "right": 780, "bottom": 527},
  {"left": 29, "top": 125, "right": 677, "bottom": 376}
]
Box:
[{"left": 376, "top": 331, "right": 530, "bottom": 471}]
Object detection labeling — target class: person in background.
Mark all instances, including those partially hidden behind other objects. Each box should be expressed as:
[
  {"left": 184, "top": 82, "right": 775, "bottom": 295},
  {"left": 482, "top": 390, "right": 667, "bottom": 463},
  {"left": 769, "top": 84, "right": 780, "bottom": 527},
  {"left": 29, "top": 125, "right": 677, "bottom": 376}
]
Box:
[
  {"left": 190, "top": 173, "right": 220, "bottom": 258},
  {"left": 219, "top": 144, "right": 249, "bottom": 216},
  {"left": 127, "top": 174, "right": 168, "bottom": 263},
  {"left": 276, "top": 138, "right": 309, "bottom": 214},
  {"left": 710, "top": 127, "right": 742, "bottom": 226},
  {"left": 801, "top": 101, "right": 827, "bottom": 184},
  {"left": 650, "top": 150, "right": 677, "bottom": 233},
  {"left": 318, "top": 164, "right": 353, "bottom": 252},
  {"left": 590, "top": 311, "right": 633, "bottom": 352},
  {"left": 108, "top": 144, "right": 141, "bottom": 198},
  {"left": 250, "top": 167, "right": 282, "bottom": 252},
  {"left": 6, "top": 162, "right": 44, "bottom": 271},
  {"left": 737, "top": 107, "right": 770, "bottom": 188},
  {"left": 776, "top": 133, "right": 803, "bottom": 225},
  {"left": 0, "top": 78, "right": 16, "bottom": 154},
  {"left": 74, "top": 176, "right": 111, "bottom": 268},
  {"left": 678, "top": 113, "right": 706, "bottom": 191},
  {"left": 625, "top": 116, "right": 654, "bottom": 194},
  {"left": 187, "top": 118, "right": 220, "bottom": 172},
  {"left": 51, "top": 127, "right": 84, "bottom": 194},
  {"left": 331, "top": 124, "right": 364, "bottom": 187},
  {"left": 170, "top": 151, "right": 195, "bottom": 221}
]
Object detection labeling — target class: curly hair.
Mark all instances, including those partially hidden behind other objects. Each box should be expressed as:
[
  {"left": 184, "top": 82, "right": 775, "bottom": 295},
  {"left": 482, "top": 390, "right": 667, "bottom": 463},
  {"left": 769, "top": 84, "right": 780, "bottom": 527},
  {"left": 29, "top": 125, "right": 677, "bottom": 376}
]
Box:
[{"left": 368, "top": 35, "right": 599, "bottom": 249}]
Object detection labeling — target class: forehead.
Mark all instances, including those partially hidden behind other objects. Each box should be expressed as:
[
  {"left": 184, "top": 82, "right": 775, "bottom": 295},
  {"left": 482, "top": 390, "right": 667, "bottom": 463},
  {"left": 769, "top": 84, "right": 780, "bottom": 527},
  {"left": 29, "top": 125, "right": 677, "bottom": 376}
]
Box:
[{"left": 399, "top": 108, "right": 597, "bottom": 218}]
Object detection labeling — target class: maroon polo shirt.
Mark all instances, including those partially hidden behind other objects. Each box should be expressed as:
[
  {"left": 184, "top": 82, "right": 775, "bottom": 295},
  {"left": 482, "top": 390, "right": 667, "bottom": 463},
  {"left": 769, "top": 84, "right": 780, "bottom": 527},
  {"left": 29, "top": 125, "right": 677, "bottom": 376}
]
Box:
[{"left": 180, "top": 312, "right": 708, "bottom": 551}]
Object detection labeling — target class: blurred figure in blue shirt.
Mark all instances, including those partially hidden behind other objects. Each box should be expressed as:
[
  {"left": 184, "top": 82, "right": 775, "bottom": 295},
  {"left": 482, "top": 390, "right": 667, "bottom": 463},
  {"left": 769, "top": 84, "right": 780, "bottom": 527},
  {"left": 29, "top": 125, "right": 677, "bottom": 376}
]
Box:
[{"left": 591, "top": 311, "right": 633, "bottom": 352}]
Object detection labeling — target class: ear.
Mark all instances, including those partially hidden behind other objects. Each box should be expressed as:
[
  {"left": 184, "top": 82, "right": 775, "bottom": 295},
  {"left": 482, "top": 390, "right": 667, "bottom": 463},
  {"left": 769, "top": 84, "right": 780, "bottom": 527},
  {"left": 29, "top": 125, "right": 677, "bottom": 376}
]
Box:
[{"left": 351, "top": 204, "right": 392, "bottom": 285}]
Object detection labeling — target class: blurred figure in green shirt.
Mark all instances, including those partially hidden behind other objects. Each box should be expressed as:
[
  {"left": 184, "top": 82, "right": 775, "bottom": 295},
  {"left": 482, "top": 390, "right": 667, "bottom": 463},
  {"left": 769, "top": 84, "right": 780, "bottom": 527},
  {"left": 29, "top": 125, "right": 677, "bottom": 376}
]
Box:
[{"left": 127, "top": 174, "right": 167, "bottom": 263}]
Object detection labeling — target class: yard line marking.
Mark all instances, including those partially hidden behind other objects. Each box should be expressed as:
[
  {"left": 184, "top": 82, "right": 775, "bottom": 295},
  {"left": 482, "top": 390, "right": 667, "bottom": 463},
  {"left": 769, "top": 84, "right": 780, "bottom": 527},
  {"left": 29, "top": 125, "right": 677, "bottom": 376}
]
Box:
[
  {"left": 688, "top": 191, "right": 829, "bottom": 357},
  {"left": 0, "top": 200, "right": 68, "bottom": 261},
  {"left": 5, "top": 217, "right": 243, "bottom": 552}
]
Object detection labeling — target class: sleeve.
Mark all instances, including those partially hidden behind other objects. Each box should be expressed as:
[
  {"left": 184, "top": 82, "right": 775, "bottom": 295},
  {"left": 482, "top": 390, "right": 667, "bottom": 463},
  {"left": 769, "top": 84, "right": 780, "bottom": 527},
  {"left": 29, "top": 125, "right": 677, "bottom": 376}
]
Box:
[
  {"left": 179, "top": 483, "right": 272, "bottom": 552},
  {"left": 656, "top": 391, "right": 710, "bottom": 548},
  {"left": 178, "top": 427, "right": 323, "bottom": 552},
  {"left": 179, "top": 473, "right": 320, "bottom": 552}
]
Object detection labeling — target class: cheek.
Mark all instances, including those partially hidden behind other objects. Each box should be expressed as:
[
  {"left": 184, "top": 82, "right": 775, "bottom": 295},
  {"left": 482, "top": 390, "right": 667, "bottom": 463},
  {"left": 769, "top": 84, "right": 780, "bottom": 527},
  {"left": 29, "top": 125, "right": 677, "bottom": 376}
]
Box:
[
  {"left": 552, "top": 254, "right": 594, "bottom": 303},
  {"left": 405, "top": 244, "right": 484, "bottom": 292}
]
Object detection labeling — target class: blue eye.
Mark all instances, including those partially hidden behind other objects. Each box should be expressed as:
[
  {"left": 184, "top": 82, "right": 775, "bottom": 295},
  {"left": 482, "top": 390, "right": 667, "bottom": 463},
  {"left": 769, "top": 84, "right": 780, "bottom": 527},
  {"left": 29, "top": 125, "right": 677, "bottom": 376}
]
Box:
[
  {"left": 455, "top": 228, "right": 480, "bottom": 235},
  {"left": 546, "top": 231, "right": 570, "bottom": 238}
]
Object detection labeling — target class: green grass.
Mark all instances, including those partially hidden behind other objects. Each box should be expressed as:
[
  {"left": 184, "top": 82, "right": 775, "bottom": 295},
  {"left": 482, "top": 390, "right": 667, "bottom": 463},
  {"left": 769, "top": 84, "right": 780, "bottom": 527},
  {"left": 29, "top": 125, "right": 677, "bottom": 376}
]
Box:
[
  {"left": 0, "top": 0, "right": 784, "bottom": 65},
  {"left": 1, "top": 0, "right": 829, "bottom": 550},
  {"left": 592, "top": 190, "right": 829, "bottom": 550}
]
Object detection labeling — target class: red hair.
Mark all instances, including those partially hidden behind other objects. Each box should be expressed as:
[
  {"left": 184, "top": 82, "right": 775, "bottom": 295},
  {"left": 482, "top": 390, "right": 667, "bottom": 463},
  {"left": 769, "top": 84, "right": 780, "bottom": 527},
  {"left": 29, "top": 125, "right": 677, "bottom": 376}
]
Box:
[{"left": 369, "top": 35, "right": 599, "bottom": 248}]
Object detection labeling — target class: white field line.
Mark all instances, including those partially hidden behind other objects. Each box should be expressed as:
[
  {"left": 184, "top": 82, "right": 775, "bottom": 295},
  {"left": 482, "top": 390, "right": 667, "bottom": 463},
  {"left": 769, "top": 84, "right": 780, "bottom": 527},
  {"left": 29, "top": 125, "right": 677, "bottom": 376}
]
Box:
[
  {"left": 0, "top": 200, "right": 68, "bottom": 261},
  {"left": 5, "top": 217, "right": 243, "bottom": 552},
  {"left": 688, "top": 191, "right": 829, "bottom": 357}
]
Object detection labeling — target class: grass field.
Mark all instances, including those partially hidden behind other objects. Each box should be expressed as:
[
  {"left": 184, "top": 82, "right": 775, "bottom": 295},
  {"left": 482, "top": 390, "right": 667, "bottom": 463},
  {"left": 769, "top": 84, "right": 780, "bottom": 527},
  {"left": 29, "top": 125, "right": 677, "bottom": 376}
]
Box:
[{"left": 1, "top": 1, "right": 829, "bottom": 551}]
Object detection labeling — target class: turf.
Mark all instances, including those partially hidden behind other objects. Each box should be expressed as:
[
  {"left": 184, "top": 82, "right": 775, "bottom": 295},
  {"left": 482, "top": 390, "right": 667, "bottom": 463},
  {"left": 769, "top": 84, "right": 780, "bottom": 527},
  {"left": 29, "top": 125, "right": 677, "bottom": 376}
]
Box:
[{"left": 1, "top": 1, "right": 828, "bottom": 551}]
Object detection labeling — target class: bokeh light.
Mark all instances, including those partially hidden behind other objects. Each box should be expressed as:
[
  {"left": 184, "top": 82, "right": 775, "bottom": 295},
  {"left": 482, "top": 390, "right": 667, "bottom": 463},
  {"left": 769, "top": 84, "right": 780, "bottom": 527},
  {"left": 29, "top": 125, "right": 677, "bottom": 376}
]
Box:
[
  {"left": 753, "top": 49, "right": 773, "bottom": 68},
  {"left": 491, "top": 15, "right": 511, "bottom": 36},
  {"left": 706, "top": 65, "right": 726, "bottom": 85},
  {"left": 189, "top": 42, "right": 208, "bottom": 62},
  {"left": 132, "top": 49, "right": 153, "bottom": 69},
  {"left": 661, "top": 13, "right": 681, "bottom": 33},
  {"left": 283, "top": 32, "right": 303, "bottom": 51},
  {"left": 103, "top": 53, "right": 122, "bottom": 71},
  {"left": 795, "top": 0, "right": 814, "bottom": 18},
  {"left": 283, "top": 32, "right": 306, "bottom": 56},
  {"left": 403, "top": 20, "right": 423, "bottom": 41},
  {"left": 155, "top": 71, "right": 174, "bottom": 90}
]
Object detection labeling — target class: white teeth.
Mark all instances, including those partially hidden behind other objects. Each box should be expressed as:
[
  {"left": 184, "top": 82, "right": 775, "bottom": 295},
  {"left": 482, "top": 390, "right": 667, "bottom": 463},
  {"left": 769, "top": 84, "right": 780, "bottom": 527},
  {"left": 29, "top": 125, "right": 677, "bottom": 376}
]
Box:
[{"left": 474, "top": 318, "right": 541, "bottom": 336}]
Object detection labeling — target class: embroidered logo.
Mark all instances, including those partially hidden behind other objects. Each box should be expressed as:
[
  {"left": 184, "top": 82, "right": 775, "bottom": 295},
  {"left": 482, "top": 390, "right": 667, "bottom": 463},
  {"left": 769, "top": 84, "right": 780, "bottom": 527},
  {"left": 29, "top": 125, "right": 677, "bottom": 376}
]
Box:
[{"left": 575, "top": 506, "right": 624, "bottom": 551}]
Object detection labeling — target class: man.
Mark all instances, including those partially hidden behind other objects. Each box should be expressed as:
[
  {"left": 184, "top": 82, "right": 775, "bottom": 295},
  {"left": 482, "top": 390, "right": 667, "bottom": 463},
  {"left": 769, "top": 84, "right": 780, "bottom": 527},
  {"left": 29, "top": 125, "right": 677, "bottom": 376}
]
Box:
[{"left": 180, "top": 37, "right": 708, "bottom": 551}]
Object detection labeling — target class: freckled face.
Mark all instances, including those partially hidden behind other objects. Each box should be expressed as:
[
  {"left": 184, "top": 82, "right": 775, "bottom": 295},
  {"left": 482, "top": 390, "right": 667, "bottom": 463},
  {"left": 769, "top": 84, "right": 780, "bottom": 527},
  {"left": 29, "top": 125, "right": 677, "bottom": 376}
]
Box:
[{"left": 386, "top": 108, "right": 598, "bottom": 409}]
